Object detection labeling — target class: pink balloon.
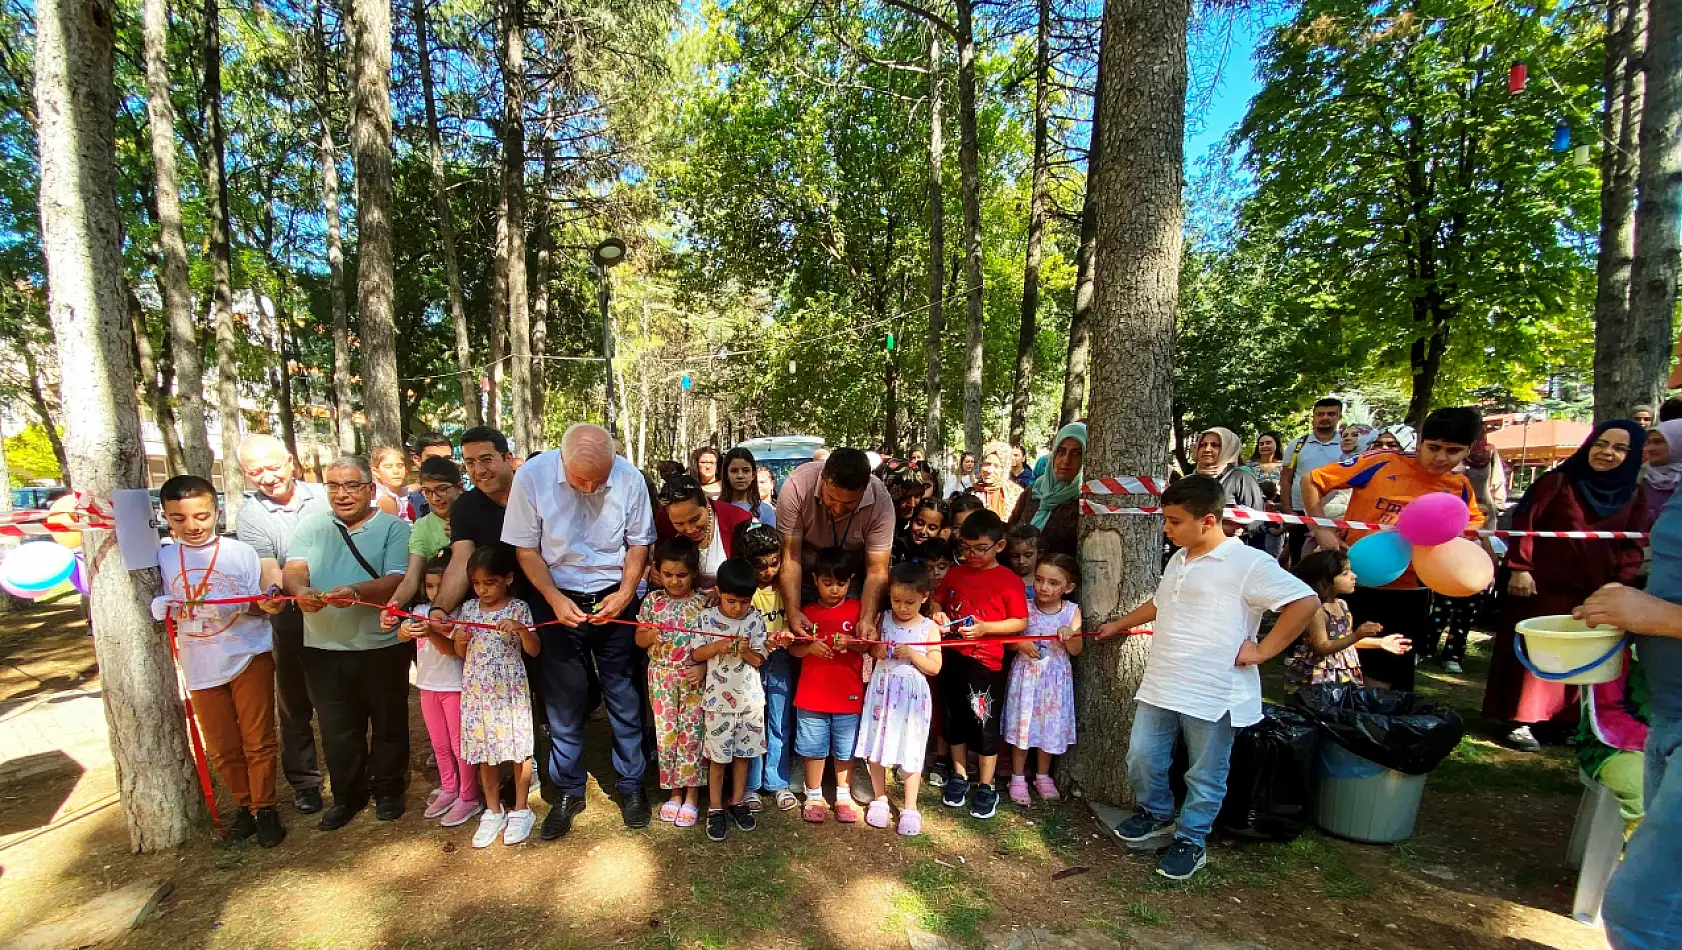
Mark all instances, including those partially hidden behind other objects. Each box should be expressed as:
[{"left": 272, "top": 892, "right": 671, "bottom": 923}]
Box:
[{"left": 1395, "top": 492, "right": 1471, "bottom": 546}]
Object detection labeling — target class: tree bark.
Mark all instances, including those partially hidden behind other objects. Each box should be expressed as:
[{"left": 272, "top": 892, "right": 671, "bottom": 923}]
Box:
[
  {"left": 924, "top": 27, "right": 946, "bottom": 463},
  {"left": 1060, "top": 51, "right": 1102, "bottom": 428},
  {"left": 1073, "top": 0, "right": 1187, "bottom": 806},
  {"left": 313, "top": 2, "right": 354, "bottom": 454},
  {"left": 23, "top": 347, "right": 72, "bottom": 485},
  {"left": 142, "top": 0, "right": 212, "bottom": 475},
  {"left": 1009, "top": 0, "right": 1051, "bottom": 449},
  {"left": 1620, "top": 0, "right": 1682, "bottom": 418},
  {"left": 411, "top": 0, "right": 479, "bottom": 428},
  {"left": 347, "top": 0, "right": 401, "bottom": 450},
  {"left": 270, "top": 286, "right": 299, "bottom": 461},
  {"left": 1593, "top": 0, "right": 1646, "bottom": 424},
  {"left": 501, "top": 0, "right": 533, "bottom": 456},
  {"left": 488, "top": 189, "right": 507, "bottom": 430},
  {"left": 34, "top": 0, "right": 200, "bottom": 849},
  {"left": 531, "top": 101, "right": 554, "bottom": 443},
  {"left": 129, "top": 287, "right": 184, "bottom": 475},
  {"left": 957, "top": 0, "right": 984, "bottom": 460},
  {"left": 203, "top": 0, "right": 242, "bottom": 522}
]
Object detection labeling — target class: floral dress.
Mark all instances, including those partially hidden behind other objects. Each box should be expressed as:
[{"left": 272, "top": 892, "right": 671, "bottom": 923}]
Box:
[
  {"left": 638, "top": 590, "right": 707, "bottom": 788},
  {"left": 457, "top": 598, "right": 535, "bottom": 764},
  {"left": 1284, "top": 603, "right": 1363, "bottom": 693},
  {"left": 854, "top": 613, "right": 937, "bottom": 772},
  {"left": 1001, "top": 600, "right": 1077, "bottom": 754}
]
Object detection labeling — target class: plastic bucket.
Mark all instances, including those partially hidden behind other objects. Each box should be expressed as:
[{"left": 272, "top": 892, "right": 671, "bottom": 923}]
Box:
[
  {"left": 1514, "top": 616, "right": 1627, "bottom": 685},
  {"left": 1313, "top": 742, "right": 1425, "bottom": 844}
]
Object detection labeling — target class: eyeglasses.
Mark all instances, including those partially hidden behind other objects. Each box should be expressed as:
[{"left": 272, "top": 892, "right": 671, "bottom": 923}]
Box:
[
  {"left": 418, "top": 485, "right": 459, "bottom": 500},
  {"left": 958, "top": 541, "right": 997, "bottom": 557},
  {"left": 323, "top": 481, "right": 370, "bottom": 495}
]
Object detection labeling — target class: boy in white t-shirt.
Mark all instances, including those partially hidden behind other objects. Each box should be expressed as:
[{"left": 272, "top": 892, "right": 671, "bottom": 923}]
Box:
[
  {"left": 1096, "top": 475, "right": 1318, "bottom": 881},
  {"left": 152, "top": 475, "right": 289, "bottom": 846}
]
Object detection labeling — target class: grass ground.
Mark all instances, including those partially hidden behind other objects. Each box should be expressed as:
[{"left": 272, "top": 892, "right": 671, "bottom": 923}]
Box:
[{"left": 0, "top": 603, "right": 1609, "bottom": 950}]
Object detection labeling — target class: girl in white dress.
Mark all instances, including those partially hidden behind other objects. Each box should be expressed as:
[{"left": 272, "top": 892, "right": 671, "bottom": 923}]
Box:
[
  {"left": 1001, "top": 553, "right": 1083, "bottom": 806},
  {"left": 854, "top": 561, "right": 945, "bottom": 836}
]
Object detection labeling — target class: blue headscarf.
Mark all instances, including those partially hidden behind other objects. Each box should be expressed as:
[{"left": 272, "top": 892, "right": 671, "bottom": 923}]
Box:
[
  {"left": 1030, "top": 422, "right": 1087, "bottom": 529},
  {"left": 1559, "top": 420, "right": 1646, "bottom": 519}
]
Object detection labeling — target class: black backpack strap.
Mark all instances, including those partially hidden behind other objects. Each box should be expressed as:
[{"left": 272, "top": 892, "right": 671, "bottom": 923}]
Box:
[{"left": 334, "top": 521, "right": 381, "bottom": 580}]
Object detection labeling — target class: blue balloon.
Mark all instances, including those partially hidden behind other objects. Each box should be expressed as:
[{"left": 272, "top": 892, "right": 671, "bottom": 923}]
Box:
[
  {"left": 1347, "top": 531, "right": 1414, "bottom": 588},
  {"left": 1551, "top": 123, "right": 1571, "bottom": 153}
]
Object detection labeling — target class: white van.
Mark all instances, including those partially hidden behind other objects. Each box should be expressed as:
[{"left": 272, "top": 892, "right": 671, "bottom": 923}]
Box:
[{"left": 733, "top": 435, "right": 826, "bottom": 489}]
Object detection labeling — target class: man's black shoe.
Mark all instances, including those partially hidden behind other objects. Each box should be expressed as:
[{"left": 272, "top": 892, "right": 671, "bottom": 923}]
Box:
[
  {"left": 293, "top": 787, "right": 324, "bottom": 815},
  {"left": 318, "top": 799, "right": 366, "bottom": 831},
  {"left": 226, "top": 807, "right": 257, "bottom": 841},
  {"left": 541, "top": 794, "right": 586, "bottom": 840},
  {"left": 620, "top": 787, "right": 652, "bottom": 829},
  {"left": 255, "top": 807, "right": 286, "bottom": 848},
  {"left": 374, "top": 795, "right": 405, "bottom": 821}
]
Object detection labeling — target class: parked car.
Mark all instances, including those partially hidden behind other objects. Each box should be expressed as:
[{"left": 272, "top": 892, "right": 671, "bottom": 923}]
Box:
[
  {"left": 732, "top": 436, "right": 826, "bottom": 489},
  {"left": 8, "top": 485, "right": 71, "bottom": 520}
]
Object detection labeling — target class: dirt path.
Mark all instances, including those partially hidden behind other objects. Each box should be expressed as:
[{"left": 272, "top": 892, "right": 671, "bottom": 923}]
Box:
[{"left": 0, "top": 609, "right": 1610, "bottom": 950}]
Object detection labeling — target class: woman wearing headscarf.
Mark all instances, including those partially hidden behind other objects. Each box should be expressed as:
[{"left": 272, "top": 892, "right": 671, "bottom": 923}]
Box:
[
  {"left": 1373, "top": 425, "right": 1416, "bottom": 452},
  {"left": 1642, "top": 420, "right": 1682, "bottom": 522},
  {"left": 1009, "top": 423, "right": 1086, "bottom": 559},
  {"left": 967, "top": 441, "right": 1024, "bottom": 521},
  {"left": 1192, "top": 427, "right": 1266, "bottom": 547},
  {"left": 1483, "top": 421, "right": 1652, "bottom": 752}
]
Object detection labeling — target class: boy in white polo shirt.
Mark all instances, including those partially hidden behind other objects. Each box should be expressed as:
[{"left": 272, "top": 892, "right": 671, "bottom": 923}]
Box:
[{"left": 1097, "top": 475, "right": 1318, "bottom": 880}]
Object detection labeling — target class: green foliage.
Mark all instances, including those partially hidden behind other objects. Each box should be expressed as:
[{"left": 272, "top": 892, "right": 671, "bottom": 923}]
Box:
[{"left": 6, "top": 425, "right": 63, "bottom": 486}]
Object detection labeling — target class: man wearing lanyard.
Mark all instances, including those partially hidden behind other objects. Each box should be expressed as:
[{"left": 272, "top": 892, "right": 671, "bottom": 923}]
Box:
[
  {"left": 235, "top": 434, "right": 331, "bottom": 815},
  {"left": 503, "top": 423, "right": 657, "bottom": 840},
  {"left": 776, "top": 448, "right": 896, "bottom": 644}
]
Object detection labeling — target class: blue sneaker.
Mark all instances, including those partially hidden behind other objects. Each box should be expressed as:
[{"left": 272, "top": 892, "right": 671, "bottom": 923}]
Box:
[
  {"left": 969, "top": 783, "right": 999, "bottom": 820},
  {"left": 941, "top": 774, "right": 970, "bottom": 808},
  {"left": 1156, "top": 838, "right": 1207, "bottom": 881},
  {"left": 1112, "top": 808, "right": 1176, "bottom": 850}
]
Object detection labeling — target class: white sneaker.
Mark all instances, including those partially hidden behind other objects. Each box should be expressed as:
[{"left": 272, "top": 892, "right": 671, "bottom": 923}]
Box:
[
  {"left": 503, "top": 808, "right": 536, "bottom": 845},
  {"left": 472, "top": 810, "right": 508, "bottom": 849},
  {"left": 1443, "top": 660, "right": 1464, "bottom": 674}
]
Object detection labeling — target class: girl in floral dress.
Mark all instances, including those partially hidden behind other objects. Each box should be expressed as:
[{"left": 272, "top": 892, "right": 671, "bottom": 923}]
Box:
[
  {"left": 1002, "top": 553, "right": 1082, "bottom": 805},
  {"left": 636, "top": 537, "right": 708, "bottom": 827},
  {"left": 447, "top": 545, "right": 539, "bottom": 848},
  {"left": 1284, "top": 551, "right": 1412, "bottom": 694},
  {"left": 855, "top": 561, "right": 944, "bottom": 836}
]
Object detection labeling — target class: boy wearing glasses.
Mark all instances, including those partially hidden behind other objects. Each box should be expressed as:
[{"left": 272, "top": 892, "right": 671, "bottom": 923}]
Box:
[
  {"left": 385, "top": 457, "right": 465, "bottom": 613},
  {"left": 930, "top": 510, "right": 1028, "bottom": 819}
]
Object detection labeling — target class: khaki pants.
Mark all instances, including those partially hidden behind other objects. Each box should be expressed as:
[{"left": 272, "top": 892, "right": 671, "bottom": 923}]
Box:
[{"left": 191, "top": 652, "right": 279, "bottom": 809}]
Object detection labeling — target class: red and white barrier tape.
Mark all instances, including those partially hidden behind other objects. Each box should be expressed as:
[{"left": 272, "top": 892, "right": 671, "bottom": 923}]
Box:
[
  {"left": 1079, "top": 500, "right": 1649, "bottom": 540},
  {"left": 1082, "top": 476, "right": 1171, "bottom": 496},
  {"left": 1, "top": 493, "right": 117, "bottom": 537}
]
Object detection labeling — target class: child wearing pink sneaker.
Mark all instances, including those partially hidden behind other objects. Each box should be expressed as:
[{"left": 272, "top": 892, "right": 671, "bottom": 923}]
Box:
[
  {"left": 399, "top": 554, "right": 483, "bottom": 828},
  {"left": 1001, "top": 553, "right": 1082, "bottom": 806},
  {"left": 855, "top": 561, "right": 943, "bottom": 835}
]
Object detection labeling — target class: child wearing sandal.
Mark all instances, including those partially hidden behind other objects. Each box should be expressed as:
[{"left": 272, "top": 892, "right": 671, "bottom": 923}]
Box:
[
  {"left": 790, "top": 546, "right": 865, "bottom": 823},
  {"left": 1001, "top": 553, "right": 1083, "bottom": 805},
  {"left": 692, "top": 558, "right": 769, "bottom": 842},
  {"left": 637, "top": 536, "right": 708, "bottom": 828},
  {"left": 855, "top": 560, "right": 943, "bottom": 835}
]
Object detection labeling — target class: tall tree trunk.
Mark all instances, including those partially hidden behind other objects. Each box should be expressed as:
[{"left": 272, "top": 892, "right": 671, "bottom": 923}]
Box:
[
  {"left": 488, "top": 190, "right": 507, "bottom": 430},
  {"left": 129, "top": 288, "right": 184, "bottom": 475},
  {"left": 1593, "top": 0, "right": 1646, "bottom": 423},
  {"left": 1620, "top": 0, "right": 1682, "bottom": 418},
  {"left": 957, "top": 0, "right": 984, "bottom": 460},
  {"left": 637, "top": 299, "right": 649, "bottom": 468},
  {"left": 1060, "top": 51, "right": 1102, "bottom": 428},
  {"left": 142, "top": 0, "right": 212, "bottom": 475},
  {"left": 270, "top": 285, "right": 299, "bottom": 461},
  {"left": 347, "top": 0, "right": 400, "bottom": 450},
  {"left": 1073, "top": 0, "right": 1187, "bottom": 806},
  {"left": 411, "top": 0, "right": 479, "bottom": 428},
  {"left": 530, "top": 100, "right": 554, "bottom": 443},
  {"left": 1009, "top": 0, "right": 1050, "bottom": 448},
  {"left": 34, "top": 0, "right": 200, "bottom": 848},
  {"left": 23, "top": 347, "right": 72, "bottom": 485},
  {"left": 924, "top": 27, "right": 946, "bottom": 464},
  {"left": 203, "top": 0, "right": 242, "bottom": 522},
  {"left": 314, "top": 1, "right": 355, "bottom": 454},
  {"left": 501, "top": 0, "right": 533, "bottom": 456}
]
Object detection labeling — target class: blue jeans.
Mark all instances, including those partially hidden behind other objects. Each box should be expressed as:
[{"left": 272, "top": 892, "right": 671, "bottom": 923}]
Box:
[
  {"left": 538, "top": 605, "right": 646, "bottom": 797},
  {"left": 1125, "top": 701, "right": 1235, "bottom": 847},
  {"left": 794, "top": 709, "right": 861, "bottom": 760},
  {"left": 1603, "top": 715, "right": 1682, "bottom": 950},
  {"left": 747, "top": 648, "right": 797, "bottom": 793}
]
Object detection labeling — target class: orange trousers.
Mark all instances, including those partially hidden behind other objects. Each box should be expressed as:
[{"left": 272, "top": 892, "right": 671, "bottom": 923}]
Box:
[{"left": 190, "top": 651, "right": 279, "bottom": 809}]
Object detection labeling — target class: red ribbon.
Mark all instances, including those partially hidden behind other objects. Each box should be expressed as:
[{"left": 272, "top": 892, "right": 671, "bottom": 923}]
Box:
[{"left": 162, "top": 615, "right": 225, "bottom": 836}]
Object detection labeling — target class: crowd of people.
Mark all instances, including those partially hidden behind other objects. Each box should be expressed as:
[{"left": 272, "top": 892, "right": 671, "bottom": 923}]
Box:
[{"left": 141, "top": 395, "right": 1682, "bottom": 943}]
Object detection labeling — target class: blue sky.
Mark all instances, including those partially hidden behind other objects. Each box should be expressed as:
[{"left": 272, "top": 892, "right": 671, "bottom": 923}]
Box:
[{"left": 1184, "top": 9, "right": 1287, "bottom": 167}]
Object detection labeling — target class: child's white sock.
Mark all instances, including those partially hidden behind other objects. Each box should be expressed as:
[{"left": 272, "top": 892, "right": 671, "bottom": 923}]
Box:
[{"left": 806, "top": 788, "right": 824, "bottom": 803}]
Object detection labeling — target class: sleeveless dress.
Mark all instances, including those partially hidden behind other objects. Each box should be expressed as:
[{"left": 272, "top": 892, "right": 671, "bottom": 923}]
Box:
[
  {"left": 1001, "top": 600, "right": 1078, "bottom": 754},
  {"left": 458, "top": 598, "right": 535, "bottom": 764},
  {"left": 638, "top": 590, "right": 707, "bottom": 788},
  {"left": 854, "top": 614, "right": 937, "bottom": 772},
  {"left": 1284, "top": 603, "right": 1363, "bottom": 693}
]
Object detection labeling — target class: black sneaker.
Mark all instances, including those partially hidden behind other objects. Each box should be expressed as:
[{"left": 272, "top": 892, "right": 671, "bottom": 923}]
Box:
[
  {"left": 926, "top": 758, "right": 951, "bottom": 788},
  {"left": 969, "top": 783, "right": 999, "bottom": 820},
  {"left": 1112, "top": 808, "right": 1176, "bottom": 850},
  {"left": 728, "top": 801, "right": 756, "bottom": 832},
  {"left": 254, "top": 807, "right": 286, "bottom": 848},
  {"left": 941, "top": 775, "right": 970, "bottom": 808},
  {"left": 293, "top": 787, "right": 324, "bottom": 815},
  {"left": 706, "top": 808, "right": 728, "bottom": 842},
  {"left": 540, "top": 794, "right": 586, "bottom": 841},
  {"left": 374, "top": 795, "right": 405, "bottom": 821},
  {"left": 318, "top": 799, "right": 366, "bottom": 832},
  {"left": 1157, "top": 838, "right": 1207, "bottom": 881},
  {"left": 226, "top": 807, "right": 257, "bottom": 841},
  {"left": 1501, "top": 724, "right": 1541, "bottom": 754}
]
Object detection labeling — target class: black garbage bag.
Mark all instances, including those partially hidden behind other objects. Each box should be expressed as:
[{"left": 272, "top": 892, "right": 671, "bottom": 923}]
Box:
[
  {"left": 1291, "top": 684, "right": 1464, "bottom": 775},
  {"left": 1217, "top": 702, "right": 1318, "bottom": 841}
]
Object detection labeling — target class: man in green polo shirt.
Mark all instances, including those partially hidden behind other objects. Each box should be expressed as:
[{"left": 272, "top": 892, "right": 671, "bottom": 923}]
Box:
[{"left": 283, "top": 456, "right": 411, "bottom": 831}]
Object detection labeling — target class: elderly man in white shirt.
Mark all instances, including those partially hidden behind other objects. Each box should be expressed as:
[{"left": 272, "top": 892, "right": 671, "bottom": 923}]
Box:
[{"left": 503, "top": 423, "right": 656, "bottom": 840}]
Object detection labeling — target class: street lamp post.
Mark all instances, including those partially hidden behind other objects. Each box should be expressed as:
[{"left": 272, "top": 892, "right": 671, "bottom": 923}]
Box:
[{"left": 592, "top": 238, "right": 626, "bottom": 436}]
